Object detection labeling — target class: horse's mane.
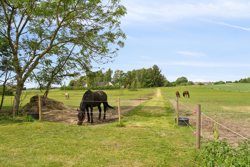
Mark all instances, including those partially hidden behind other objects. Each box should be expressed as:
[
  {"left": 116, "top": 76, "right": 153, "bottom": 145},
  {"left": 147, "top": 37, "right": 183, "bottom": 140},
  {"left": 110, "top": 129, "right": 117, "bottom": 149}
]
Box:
[{"left": 83, "top": 90, "right": 92, "bottom": 100}]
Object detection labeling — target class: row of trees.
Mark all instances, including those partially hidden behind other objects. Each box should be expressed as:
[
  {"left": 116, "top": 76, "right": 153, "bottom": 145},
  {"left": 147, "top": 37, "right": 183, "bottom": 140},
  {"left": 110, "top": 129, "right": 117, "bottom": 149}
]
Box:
[
  {"left": 69, "top": 65, "right": 167, "bottom": 89},
  {"left": 69, "top": 69, "right": 113, "bottom": 87},
  {"left": 237, "top": 77, "right": 250, "bottom": 83},
  {"left": 0, "top": 0, "right": 126, "bottom": 113}
]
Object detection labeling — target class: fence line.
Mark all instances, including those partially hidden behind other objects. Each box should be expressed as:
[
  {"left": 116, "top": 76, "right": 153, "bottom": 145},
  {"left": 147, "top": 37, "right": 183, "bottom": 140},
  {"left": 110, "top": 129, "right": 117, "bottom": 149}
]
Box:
[
  {"left": 201, "top": 112, "right": 249, "bottom": 141},
  {"left": 173, "top": 99, "right": 250, "bottom": 149},
  {"left": 175, "top": 101, "right": 249, "bottom": 140},
  {"left": 196, "top": 105, "right": 201, "bottom": 149},
  {"left": 182, "top": 118, "right": 195, "bottom": 133},
  {"left": 178, "top": 102, "right": 194, "bottom": 112}
]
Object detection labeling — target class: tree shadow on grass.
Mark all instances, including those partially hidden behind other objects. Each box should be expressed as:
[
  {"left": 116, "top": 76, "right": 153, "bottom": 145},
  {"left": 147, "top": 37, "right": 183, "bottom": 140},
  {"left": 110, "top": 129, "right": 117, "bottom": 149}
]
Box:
[{"left": 0, "top": 111, "right": 35, "bottom": 125}]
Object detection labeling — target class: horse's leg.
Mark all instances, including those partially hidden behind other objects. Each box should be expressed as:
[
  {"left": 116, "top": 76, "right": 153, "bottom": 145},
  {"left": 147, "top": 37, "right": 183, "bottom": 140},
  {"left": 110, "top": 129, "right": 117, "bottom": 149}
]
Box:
[
  {"left": 86, "top": 107, "right": 90, "bottom": 122},
  {"left": 98, "top": 105, "right": 101, "bottom": 120},
  {"left": 90, "top": 107, "right": 93, "bottom": 123},
  {"left": 103, "top": 103, "right": 107, "bottom": 120},
  {"left": 83, "top": 109, "right": 86, "bottom": 121}
]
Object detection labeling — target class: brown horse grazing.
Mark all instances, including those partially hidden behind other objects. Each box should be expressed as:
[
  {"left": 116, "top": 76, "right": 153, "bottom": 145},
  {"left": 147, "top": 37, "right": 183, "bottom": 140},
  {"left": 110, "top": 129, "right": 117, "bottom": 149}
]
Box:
[
  {"left": 77, "top": 90, "right": 113, "bottom": 125},
  {"left": 176, "top": 91, "right": 180, "bottom": 98},
  {"left": 183, "top": 91, "right": 190, "bottom": 98}
]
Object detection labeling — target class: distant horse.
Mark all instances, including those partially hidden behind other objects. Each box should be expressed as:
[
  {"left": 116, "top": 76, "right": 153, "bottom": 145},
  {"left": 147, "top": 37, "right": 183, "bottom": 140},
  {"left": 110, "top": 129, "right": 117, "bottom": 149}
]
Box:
[
  {"left": 77, "top": 90, "right": 113, "bottom": 125},
  {"left": 65, "top": 93, "right": 69, "bottom": 99},
  {"left": 183, "top": 91, "right": 190, "bottom": 98},
  {"left": 176, "top": 91, "right": 180, "bottom": 98}
]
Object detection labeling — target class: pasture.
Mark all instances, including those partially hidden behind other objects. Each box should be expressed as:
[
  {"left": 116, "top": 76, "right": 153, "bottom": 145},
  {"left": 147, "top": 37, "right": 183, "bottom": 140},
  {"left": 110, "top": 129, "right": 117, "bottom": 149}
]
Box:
[
  {"left": 1, "top": 84, "right": 249, "bottom": 166},
  {"left": 0, "top": 88, "right": 199, "bottom": 166},
  {"left": 161, "top": 83, "right": 250, "bottom": 143}
]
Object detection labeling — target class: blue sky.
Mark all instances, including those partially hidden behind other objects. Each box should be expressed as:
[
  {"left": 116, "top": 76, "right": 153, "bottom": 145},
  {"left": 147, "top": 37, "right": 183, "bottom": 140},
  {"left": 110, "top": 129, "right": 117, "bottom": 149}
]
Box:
[{"left": 100, "top": 0, "right": 250, "bottom": 82}]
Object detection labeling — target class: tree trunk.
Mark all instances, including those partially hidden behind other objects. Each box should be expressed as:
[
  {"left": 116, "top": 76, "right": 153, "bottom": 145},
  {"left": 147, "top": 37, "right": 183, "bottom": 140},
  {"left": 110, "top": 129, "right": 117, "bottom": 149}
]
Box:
[
  {"left": 13, "top": 79, "right": 24, "bottom": 116},
  {"left": 43, "top": 89, "right": 49, "bottom": 99},
  {"left": 43, "top": 82, "right": 52, "bottom": 99},
  {"left": 0, "top": 80, "right": 7, "bottom": 112}
]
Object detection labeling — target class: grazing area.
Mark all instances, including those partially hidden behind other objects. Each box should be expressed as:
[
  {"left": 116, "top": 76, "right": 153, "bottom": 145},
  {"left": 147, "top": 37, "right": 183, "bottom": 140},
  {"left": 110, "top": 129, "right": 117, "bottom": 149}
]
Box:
[
  {"left": 0, "top": 88, "right": 199, "bottom": 166},
  {"left": 1, "top": 85, "right": 249, "bottom": 166},
  {"left": 161, "top": 84, "right": 250, "bottom": 144},
  {"left": 1, "top": 1, "right": 249, "bottom": 166}
]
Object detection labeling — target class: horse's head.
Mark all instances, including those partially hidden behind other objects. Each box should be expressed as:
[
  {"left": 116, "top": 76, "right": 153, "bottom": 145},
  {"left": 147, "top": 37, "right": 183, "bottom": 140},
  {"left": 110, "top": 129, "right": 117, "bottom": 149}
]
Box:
[
  {"left": 77, "top": 102, "right": 86, "bottom": 125},
  {"left": 77, "top": 112, "right": 84, "bottom": 125}
]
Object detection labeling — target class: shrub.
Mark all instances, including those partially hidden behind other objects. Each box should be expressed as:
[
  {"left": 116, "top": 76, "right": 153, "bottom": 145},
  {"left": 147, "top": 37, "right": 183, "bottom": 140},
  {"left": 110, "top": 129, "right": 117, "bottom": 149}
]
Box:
[
  {"left": 197, "top": 140, "right": 250, "bottom": 166},
  {"left": 214, "top": 81, "right": 226, "bottom": 85},
  {"left": 0, "top": 86, "right": 14, "bottom": 96}
]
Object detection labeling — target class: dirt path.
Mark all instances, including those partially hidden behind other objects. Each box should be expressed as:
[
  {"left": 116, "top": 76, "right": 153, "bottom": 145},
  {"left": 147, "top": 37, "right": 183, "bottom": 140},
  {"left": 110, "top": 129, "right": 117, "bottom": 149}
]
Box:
[{"left": 42, "top": 98, "right": 150, "bottom": 125}]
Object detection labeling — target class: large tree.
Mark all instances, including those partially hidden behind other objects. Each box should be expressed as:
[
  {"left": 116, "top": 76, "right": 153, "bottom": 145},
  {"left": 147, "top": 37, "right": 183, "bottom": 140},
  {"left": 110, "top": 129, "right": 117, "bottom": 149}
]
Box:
[{"left": 0, "top": 0, "right": 126, "bottom": 113}]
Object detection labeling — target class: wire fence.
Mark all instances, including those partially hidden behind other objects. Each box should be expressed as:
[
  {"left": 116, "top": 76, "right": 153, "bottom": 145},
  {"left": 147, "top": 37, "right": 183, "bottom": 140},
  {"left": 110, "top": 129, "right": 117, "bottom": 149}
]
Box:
[
  {"left": 172, "top": 98, "right": 250, "bottom": 147},
  {"left": 17, "top": 93, "right": 250, "bottom": 148},
  {"left": 24, "top": 95, "right": 151, "bottom": 125}
]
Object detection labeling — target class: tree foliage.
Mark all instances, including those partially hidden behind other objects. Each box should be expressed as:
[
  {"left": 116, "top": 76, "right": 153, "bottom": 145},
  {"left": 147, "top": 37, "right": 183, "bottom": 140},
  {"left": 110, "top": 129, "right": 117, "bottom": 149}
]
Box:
[
  {"left": 69, "top": 68, "right": 113, "bottom": 87},
  {"left": 238, "top": 77, "right": 250, "bottom": 83},
  {"left": 30, "top": 46, "right": 80, "bottom": 97},
  {"left": 70, "top": 65, "right": 167, "bottom": 89},
  {"left": 175, "top": 76, "right": 188, "bottom": 85}
]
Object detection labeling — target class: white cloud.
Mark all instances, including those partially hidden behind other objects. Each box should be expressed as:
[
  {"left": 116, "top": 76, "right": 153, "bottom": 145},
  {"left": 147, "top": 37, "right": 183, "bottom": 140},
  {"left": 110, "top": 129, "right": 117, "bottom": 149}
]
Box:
[
  {"left": 207, "top": 20, "right": 250, "bottom": 31},
  {"left": 122, "top": 0, "right": 250, "bottom": 25},
  {"left": 137, "top": 60, "right": 250, "bottom": 68},
  {"left": 165, "top": 61, "right": 250, "bottom": 68},
  {"left": 176, "top": 51, "right": 206, "bottom": 58}
]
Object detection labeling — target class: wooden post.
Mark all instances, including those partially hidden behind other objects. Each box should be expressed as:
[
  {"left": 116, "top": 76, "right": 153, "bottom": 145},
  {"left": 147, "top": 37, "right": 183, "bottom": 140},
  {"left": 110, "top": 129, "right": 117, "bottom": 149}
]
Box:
[
  {"left": 118, "top": 97, "right": 121, "bottom": 124},
  {"left": 196, "top": 104, "right": 201, "bottom": 149},
  {"left": 12, "top": 97, "right": 15, "bottom": 119},
  {"left": 176, "top": 98, "right": 179, "bottom": 125},
  {"left": 38, "top": 95, "right": 42, "bottom": 121}
]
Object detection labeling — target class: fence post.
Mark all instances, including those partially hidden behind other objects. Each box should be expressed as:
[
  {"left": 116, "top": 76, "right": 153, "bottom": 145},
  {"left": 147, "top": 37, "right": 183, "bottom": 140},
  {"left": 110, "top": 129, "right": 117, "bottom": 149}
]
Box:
[
  {"left": 12, "top": 97, "right": 15, "bottom": 119},
  {"left": 196, "top": 104, "right": 201, "bottom": 149},
  {"left": 176, "top": 98, "right": 179, "bottom": 125},
  {"left": 38, "top": 95, "right": 42, "bottom": 121},
  {"left": 118, "top": 97, "right": 121, "bottom": 124}
]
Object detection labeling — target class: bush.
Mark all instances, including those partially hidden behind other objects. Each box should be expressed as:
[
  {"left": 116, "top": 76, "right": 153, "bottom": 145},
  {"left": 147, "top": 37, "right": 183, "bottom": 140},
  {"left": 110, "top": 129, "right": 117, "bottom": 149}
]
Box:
[
  {"left": 164, "top": 81, "right": 176, "bottom": 87},
  {"left": 238, "top": 77, "right": 250, "bottom": 83},
  {"left": 197, "top": 140, "right": 250, "bottom": 166},
  {"left": 214, "top": 81, "right": 226, "bottom": 85},
  {"left": 0, "top": 86, "right": 14, "bottom": 96}
]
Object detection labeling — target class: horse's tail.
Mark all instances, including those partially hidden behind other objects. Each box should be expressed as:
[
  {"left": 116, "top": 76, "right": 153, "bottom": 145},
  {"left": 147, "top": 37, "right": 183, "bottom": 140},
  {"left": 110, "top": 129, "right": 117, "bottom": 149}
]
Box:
[{"left": 104, "top": 102, "right": 114, "bottom": 109}]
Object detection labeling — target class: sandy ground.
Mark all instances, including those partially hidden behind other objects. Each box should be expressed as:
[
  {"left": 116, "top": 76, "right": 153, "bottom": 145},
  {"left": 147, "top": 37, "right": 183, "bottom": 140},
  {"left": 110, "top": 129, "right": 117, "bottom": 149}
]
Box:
[
  {"left": 41, "top": 98, "right": 148, "bottom": 125},
  {"left": 169, "top": 99, "right": 250, "bottom": 145}
]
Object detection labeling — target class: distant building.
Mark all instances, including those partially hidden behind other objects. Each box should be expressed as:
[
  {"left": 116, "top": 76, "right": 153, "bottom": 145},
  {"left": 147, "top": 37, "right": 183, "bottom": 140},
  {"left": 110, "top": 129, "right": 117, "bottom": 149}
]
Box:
[
  {"left": 82, "top": 82, "right": 88, "bottom": 88},
  {"left": 94, "top": 82, "right": 113, "bottom": 87},
  {"left": 83, "top": 82, "right": 113, "bottom": 87}
]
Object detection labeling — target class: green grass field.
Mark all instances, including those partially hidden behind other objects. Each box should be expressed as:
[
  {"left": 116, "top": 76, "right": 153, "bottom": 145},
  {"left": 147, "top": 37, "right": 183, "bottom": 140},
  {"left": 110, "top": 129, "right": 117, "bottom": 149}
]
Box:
[
  {"left": 161, "top": 84, "right": 250, "bottom": 118},
  {"left": 0, "top": 88, "right": 199, "bottom": 167},
  {"left": 1, "top": 88, "right": 156, "bottom": 111},
  {"left": 1, "top": 84, "right": 250, "bottom": 166},
  {"left": 208, "top": 83, "right": 250, "bottom": 92},
  {"left": 161, "top": 84, "right": 250, "bottom": 145}
]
